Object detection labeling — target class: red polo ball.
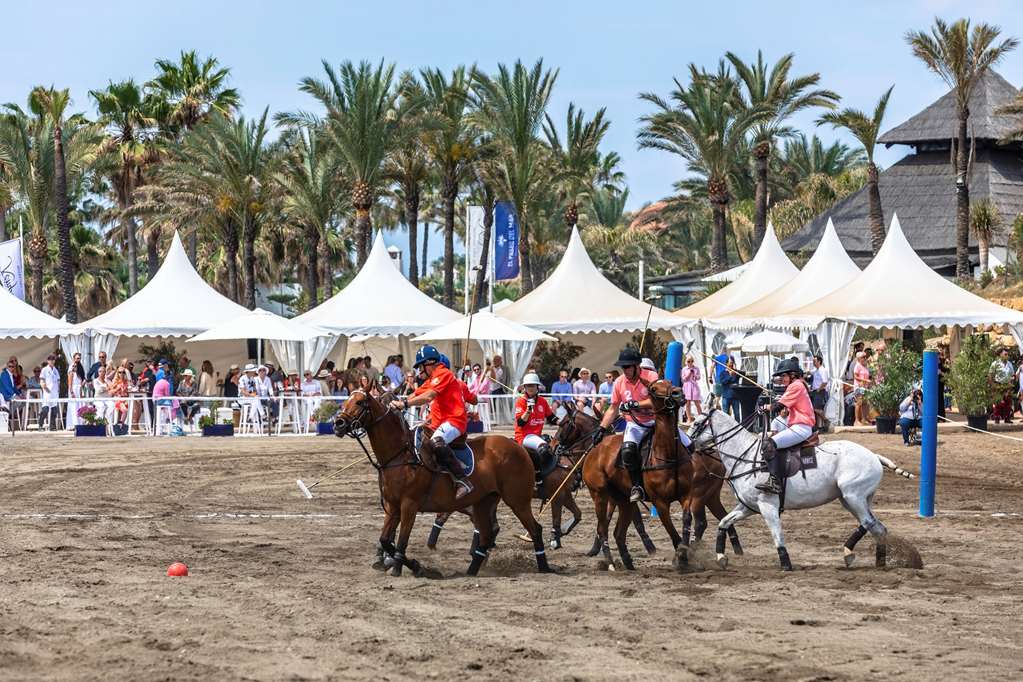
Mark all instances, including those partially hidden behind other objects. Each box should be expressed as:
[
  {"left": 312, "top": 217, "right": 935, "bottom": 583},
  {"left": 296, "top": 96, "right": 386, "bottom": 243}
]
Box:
[{"left": 166, "top": 562, "right": 189, "bottom": 577}]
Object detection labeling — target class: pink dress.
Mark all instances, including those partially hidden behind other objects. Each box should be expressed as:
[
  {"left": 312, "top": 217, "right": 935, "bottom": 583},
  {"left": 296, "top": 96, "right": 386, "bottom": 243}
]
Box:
[{"left": 681, "top": 365, "right": 702, "bottom": 401}]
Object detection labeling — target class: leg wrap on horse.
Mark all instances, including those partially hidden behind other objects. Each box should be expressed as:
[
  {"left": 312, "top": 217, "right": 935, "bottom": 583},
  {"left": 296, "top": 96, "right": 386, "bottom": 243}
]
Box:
[
  {"left": 716, "top": 528, "right": 727, "bottom": 555},
  {"left": 844, "top": 525, "right": 868, "bottom": 551}
]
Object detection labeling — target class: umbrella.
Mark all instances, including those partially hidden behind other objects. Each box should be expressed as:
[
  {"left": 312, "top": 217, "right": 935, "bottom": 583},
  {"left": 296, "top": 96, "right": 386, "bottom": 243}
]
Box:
[
  {"left": 727, "top": 330, "right": 809, "bottom": 355},
  {"left": 187, "top": 308, "right": 328, "bottom": 343}
]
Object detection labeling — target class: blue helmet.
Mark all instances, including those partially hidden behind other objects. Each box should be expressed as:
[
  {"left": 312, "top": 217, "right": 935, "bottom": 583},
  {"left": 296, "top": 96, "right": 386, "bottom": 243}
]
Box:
[
  {"left": 414, "top": 344, "right": 442, "bottom": 368},
  {"left": 438, "top": 353, "right": 451, "bottom": 369}
]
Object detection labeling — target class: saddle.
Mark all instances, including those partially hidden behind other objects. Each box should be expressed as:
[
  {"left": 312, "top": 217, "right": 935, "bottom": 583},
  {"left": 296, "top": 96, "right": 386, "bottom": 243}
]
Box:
[
  {"left": 780, "top": 432, "right": 819, "bottom": 479},
  {"left": 415, "top": 426, "right": 475, "bottom": 477},
  {"left": 614, "top": 427, "right": 691, "bottom": 470}
]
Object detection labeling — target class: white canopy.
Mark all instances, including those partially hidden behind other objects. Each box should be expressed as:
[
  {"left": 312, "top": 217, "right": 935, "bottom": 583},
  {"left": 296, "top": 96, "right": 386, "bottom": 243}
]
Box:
[
  {"left": 777, "top": 214, "right": 1023, "bottom": 330},
  {"left": 674, "top": 222, "right": 799, "bottom": 322},
  {"left": 705, "top": 219, "right": 861, "bottom": 331},
  {"left": 73, "top": 232, "right": 249, "bottom": 337},
  {"left": 701, "top": 261, "right": 749, "bottom": 283},
  {"left": 727, "top": 330, "right": 809, "bottom": 355},
  {"left": 417, "top": 311, "right": 555, "bottom": 343},
  {"left": 498, "top": 227, "right": 680, "bottom": 334},
  {"left": 0, "top": 287, "right": 73, "bottom": 339},
  {"left": 297, "top": 231, "right": 460, "bottom": 337},
  {"left": 187, "top": 309, "right": 328, "bottom": 343}
]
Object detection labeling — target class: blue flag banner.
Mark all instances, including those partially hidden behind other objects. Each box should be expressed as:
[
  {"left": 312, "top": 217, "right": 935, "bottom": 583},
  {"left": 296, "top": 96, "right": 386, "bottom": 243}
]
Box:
[{"left": 494, "top": 201, "right": 519, "bottom": 281}]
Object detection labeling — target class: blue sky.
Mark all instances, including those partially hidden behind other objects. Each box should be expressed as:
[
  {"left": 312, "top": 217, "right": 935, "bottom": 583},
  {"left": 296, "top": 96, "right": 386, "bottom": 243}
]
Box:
[{"left": 3, "top": 0, "right": 1022, "bottom": 269}]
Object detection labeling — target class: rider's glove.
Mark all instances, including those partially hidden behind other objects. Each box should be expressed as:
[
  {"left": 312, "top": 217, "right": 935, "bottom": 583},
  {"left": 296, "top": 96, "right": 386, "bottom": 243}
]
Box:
[
  {"left": 526, "top": 398, "right": 536, "bottom": 409},
  {"left": 591, "top": 427, "right": 609, "bottom": 447},
  {"left": 621, "top": 400, "right": 640, "bottom": 413}
]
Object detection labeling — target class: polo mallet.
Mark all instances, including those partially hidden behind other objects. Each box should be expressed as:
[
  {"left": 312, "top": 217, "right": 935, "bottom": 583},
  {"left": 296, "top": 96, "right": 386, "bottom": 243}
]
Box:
[{"left": 296, "top": 457, "right": 363, "bottom": 499}]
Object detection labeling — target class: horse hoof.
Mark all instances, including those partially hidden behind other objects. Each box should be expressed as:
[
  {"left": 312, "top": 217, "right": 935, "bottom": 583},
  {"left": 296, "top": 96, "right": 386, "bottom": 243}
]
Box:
[
  {"left": 732, "top": 546, "right": 744, "bottom": 557},
  {"left": 781, "top": 564, "right": 793, "bottom": 572},
  {"left": 389, "top": 565, "right": 403, "bottom": 577},
  {"left": 844, "top": 551, "right": 856, "bottom": 568},
  {"left": 716, "top": 554, "right": 728, "bottom": 570},
  {"left": 371, "top": 559, "right": 386, "bottom": 571},
  {"left": 549, "top": 538, "right": 561, "bottom": 550},
  {"left": 642, "top": 538, "right": 657, "bottom": 556}
]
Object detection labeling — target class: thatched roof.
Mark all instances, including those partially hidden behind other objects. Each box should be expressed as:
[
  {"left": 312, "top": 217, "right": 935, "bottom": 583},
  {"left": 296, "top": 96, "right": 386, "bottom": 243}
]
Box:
[
  {"left": 782, "top": 147, "right": 1023, "bottom": 269},
  {"left": 879, "top": 70, "right": 1022, "bottom": 145}
]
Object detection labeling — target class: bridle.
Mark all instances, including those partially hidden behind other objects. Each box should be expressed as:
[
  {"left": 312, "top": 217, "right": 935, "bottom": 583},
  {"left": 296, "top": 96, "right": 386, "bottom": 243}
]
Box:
[
  {"left": 552, "top": 407, "right": 603, "bottom": 460},
  {"left": 688, "top": 407, "right": 771, "bottom": 512},
  {"left": 334, "top": 389, "right": 415, "bottom": 471}
]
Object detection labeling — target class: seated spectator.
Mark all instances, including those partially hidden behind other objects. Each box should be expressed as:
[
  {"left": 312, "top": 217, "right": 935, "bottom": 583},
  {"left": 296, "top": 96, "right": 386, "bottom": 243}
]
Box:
[
  {"left": 1, "top": 356, "right": 18, "bottom": 403},
  {"left": 550, "top": 369, "right": 573, "bottom": 410},
  {"left": 152, "top": 373, "right": 176, "bottom": 429},
  {"left": 108, "top": 366, "right": 130, "bottom": 426},
  {"left": 256, "top": 365, "right": 279, "bottom": 423},
  {"left": 177, "top": 369, "right": 200, "bottom": 426},
  {"left": 898, "top": 387, "right": 923, "bottom": 446},
  {"left": 27, "top": 366, "right": 42, "bottom": 390},
  {"left": 222, "top": 364, "right": 241, "bottom": 399},
  {"left": 573, "top": 368, "right": 596, "bottom": 413},
  {"left": 595, "top": 370, "right": 616, "bottom": 414},
  {"left": 300, "top": 369, "right": 323, "bottom": 423}
]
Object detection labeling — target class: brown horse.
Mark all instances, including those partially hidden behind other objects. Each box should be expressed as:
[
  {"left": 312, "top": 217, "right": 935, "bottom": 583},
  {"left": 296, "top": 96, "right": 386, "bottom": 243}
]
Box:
[
  {"left": 333, "top": 390, "right": 552, "bottom": 576},
  {"left": 579, "top": 380, "right": 742, "bottom": 570}
]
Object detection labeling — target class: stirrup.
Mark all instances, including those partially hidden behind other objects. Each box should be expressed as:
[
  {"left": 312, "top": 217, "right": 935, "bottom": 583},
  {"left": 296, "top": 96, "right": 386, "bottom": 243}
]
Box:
[
  {"left": 454, "top": 479, "right": 474, "bottom": 500},
  {"left": 756, "top": 475, "right": 782, "bottom": 495},
  {"left": 629, "top": 485, "right": 645, "bottom": 503}
]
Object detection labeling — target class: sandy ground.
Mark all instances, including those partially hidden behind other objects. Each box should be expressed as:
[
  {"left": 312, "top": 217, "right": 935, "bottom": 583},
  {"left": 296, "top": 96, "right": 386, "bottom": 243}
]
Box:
[{"left": 1, "top": 427, "right": 1022, "bottom": 681}]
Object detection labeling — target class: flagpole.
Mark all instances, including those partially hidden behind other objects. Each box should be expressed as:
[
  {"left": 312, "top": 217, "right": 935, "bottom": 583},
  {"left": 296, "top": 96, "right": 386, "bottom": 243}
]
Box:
[
  {"left": 464, "top": 204, "right": 470, "bottom": 316},
  {"left": 488, "top": 208, "right": 494, "bottom": 313}
]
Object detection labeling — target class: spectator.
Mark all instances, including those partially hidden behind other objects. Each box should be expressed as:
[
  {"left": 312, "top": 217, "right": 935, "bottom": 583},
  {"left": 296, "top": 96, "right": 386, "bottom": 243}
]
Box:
[
  {"left": 27, "top": 366, "right": 42, "bottom": 390},
  {"left": 852, "top": 351, "right": 871, "bottom": 426},
  {"left": 639, "top": 358, "right": 659, "bottom": 383},
  {"left": 14, "top": 363, "right": 27, "bottom": 395},
  {"left": 467, "top": 363, "right": 491, "bottom": 397},
  {"left": 898, "top": 387, "right": 923, "bottom": 446},
  {"left": 87, "top": 351, "right": 108, "bottom": 382},
  {"left": 222, "top": 364, "right": 240, "bottom": 399},
  {"left": 300, "top": 369, "right": 323, "bottom": 424},
  {"left": 199, "top": 360, "right": 216, "bottom": 397},
  {"left": 843, "top": 341, "right": 865, "bottom": 384},
  {"left": 573, "top": 367, "right": 596, "bottom": 413},
  {"left": 0, "top": 356, "right": 17, "bottom": 403},
  {"left": 719, "top": 356, "right": 739, "bottom": 420},
  {"left": 384, "top": 355, "right": 404, "bottom": 390},
  {"left": 179, "top": 354, "right": 195, "bottom": 377},
  {"left": 39, "top": 354, "right": 60, "bottom": 430},
  {"left": 403, "top": 371, "right": 417, "bottom": 396},
  {"left": 595, "top": 369, "right": 616, "bottom": 414},
  {"left": 681, "top": 355, "right": 703, "bottom": 422},
  {"left": 990, "top": 348, "right": 1015, "bottom": 424},
  {"left": 177, "top": 369, "right": 200, "bottom": 426},
  {"left": 66, "top": 352, "right": 86, "bottom": 429},
  {"left": 363, "top": 356, "right": 379, "bottom": 385},
  {"left": 152, "top": 372, "right": 175, "bottom": 428},
  {"left": 108, "top": 365, "right": 130, "bottom": 426},
  {"left": 711, "top": 349, "right": 729, "bottom": 403},
  {"left": 809, "top": 354, "right": 829, "bottom": 411},
  {"left": 489, "top": 355, "right": 505, "bottom": 391},
  {"left": 550, "top": 370, "right": 573, "bottom": 410},
  {"left": 256, "top": 365, "right": 279, "bottom": 424}
]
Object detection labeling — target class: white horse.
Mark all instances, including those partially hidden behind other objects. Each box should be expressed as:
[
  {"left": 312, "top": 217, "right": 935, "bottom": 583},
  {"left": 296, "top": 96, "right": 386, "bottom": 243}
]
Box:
[{"left": 687, "top": 408, "right": 914, "bottom": 571}]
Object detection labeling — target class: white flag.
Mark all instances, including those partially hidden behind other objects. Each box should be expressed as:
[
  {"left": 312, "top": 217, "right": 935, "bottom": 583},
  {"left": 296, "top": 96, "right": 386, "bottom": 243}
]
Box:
[
  {"left": 0, "top": 238, "right": 25, "bottom": 300},
  {"left": 466, "top": 206, "right": 488, "bottom": 274}
]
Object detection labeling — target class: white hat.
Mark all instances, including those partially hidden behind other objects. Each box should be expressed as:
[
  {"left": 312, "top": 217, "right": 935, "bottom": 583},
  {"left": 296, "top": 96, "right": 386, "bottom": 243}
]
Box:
[
  {"left": 640, "top": 358, "right": 656, "bottom": 371},
  {"left": 244, "top": 363, "right": 258, "bottom": 373},
  {"left": 258, "top": 365, "right": 268, "bottom": 372},
  {"left": 181, "top": 368, "right": 194, "bottom": 377},
  {"left": 520, "top": 372, "right": 545, "bottom": 390}
]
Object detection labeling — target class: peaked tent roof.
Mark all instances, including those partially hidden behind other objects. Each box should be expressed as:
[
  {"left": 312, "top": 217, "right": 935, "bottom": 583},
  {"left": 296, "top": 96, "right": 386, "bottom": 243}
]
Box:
[
  {"left": 297, "top": 231, "right": 460, "bottom": 337},
  {"left": 73, "top": 232, "right": 250, "bottom": 337},
  {"left": 706, "top": 219, "right": 861, "bottom": 330},
  {"left": 775, "top": 213, "right": 1023, "bottom": 329},
  {"left": 0, "top": 287, "right": 73, "bottom": 339},
  {"left": 879, "top": 70, "right": 1023, "bottom": 145},
  {"left": 187, "top": 308, "right": 328, "bottom": 343},
  {"left": 674, "top": 222, "right": 799, "bottom": 322},
  {"left": 498, "top": 227, "right": 680, "bottom": 334},
  {"left": 702, "top": 261, "right": 749, "bottom": 283}
]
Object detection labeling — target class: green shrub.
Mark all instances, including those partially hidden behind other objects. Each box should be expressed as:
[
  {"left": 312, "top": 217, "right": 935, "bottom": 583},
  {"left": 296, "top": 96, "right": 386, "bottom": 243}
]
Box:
[
  {"left": 530, "top": 338, "right": 585, "bottom": 387},
  {"left": 948, "top": 334, "right": 1001, "bottom": 417},
  {"left": 314, "top": 401, "right": 340, "bottom": 423},
  {"left": 864, "top": 341, "right": 920, "bottom": 416}
]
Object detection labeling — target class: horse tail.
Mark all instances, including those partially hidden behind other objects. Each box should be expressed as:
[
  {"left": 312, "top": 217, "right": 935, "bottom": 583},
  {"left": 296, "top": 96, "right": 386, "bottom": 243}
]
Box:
[{"left": 876, "top": 454, "right": 915, "bottom": 479}]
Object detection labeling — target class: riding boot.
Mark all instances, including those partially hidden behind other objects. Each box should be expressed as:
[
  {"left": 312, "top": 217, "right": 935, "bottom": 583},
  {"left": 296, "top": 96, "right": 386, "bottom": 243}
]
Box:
[
  {"left": 432, "top": 436, "right": 473, "bottom": 499},
  {"left": 621, "top": 441, "right": 645, "bottom": 503},
  {"left": 755, "top": 438, "right": 783, "bottom": 495},
  {"left": 527, "top": 448, "right": 544, "bottom": 489},
  {"left": 536, "top": 442, "right": 555, "bottom": 493}
]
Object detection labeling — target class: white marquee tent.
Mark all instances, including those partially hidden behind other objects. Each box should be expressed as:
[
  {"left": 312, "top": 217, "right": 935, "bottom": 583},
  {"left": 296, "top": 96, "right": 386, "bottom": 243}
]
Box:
[
  {"left": 0, "top": 287, "right": 73, "bottom": 339},
  {"left": 66, "top": 232, "right": 251, "bottom": 366}
]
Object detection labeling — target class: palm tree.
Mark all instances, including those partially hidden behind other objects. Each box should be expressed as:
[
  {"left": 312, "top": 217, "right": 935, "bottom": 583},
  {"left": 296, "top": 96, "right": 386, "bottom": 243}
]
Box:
[
  {"left": 275, "top": 126, "right": 346, "bottom": 307},
  {"left": 90, "top": 80, "right": 159, "bottom": 295},
  {"left": 906, "top": 18, "right": 1018, "bottom": 280},
  {"left": 776, "top": 134, "right": 864, "bottom": 191},
  {"left": 147, "top": 50, "right": 241, "bottom": 264},
  {"left": 817, "top": 86, "right": 894, "bottom": 255},
  {"left": 281, "top": 60, "right": 413, "bottom": 267},
  {"left": 638, "top": 63, "right": 769, "bottom": 271},
  {"left": 589, "top": 186, "right": 629, "bottom": 229},
  {"left": 970, "top": 198, "right": 1002, "bottom": 274},
  {"left": 543, "top": 103, "right": 610, "bottom": 233},
  {"left": 420, "top": 66, "right": 475, "bottom": 306},
  {"left": 725, "top": 51, "right": 839, "bottom": 250},
  {"left": 471, "top": 60, "right": 558, "bottom": 292},
  {"left": 43, "top": 224, "right": 123, "bottom": 317}
]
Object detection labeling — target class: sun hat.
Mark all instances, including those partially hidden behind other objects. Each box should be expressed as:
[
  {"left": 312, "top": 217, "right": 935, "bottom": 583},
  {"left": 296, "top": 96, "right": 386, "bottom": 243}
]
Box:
[
  {"left": 244, "top": 363, "right": 258, "bottom": 373},
  {"left": 258, "top": 365, "right": 268, "bottom": 372},
  {"left": 182, "top": 369, "right": 194, "bottom": 377}
]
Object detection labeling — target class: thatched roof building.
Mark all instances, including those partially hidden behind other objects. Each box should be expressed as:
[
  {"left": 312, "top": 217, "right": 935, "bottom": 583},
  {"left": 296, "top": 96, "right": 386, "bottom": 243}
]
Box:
[{"left": 784, "top": 71, "right": 1023, "bottom": 274}]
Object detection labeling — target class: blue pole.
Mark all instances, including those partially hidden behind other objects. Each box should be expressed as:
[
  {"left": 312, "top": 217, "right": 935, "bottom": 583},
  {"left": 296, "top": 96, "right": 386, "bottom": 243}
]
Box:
[
  {"left": 665, "top": 341, "right": 683, "bottom": 387},
  {"left": 919, "top": 349, "right": 938, "bottom": 517}
]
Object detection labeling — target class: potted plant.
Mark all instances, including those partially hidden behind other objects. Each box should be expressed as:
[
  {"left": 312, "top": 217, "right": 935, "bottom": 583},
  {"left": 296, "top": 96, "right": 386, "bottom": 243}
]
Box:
[
  {"left": 199, "top": 404, "right": 234, "bottom": 437},
  {"left": 948, "top": 334, "right": 1001, "bottom": 431},
  {"left": 74, "top": 405, "right": 108, "bottom": 437},
  {"left": 314, "top": 402, "right": 339, "bottom": 435},
  {"left": 864, "top": 342, "right": 920, "bottom": 434}
]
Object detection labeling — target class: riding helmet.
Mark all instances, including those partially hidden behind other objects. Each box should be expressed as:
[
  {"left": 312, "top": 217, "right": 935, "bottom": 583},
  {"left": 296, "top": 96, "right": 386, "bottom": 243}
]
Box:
[
  {"left": 614, "top": 347, "right": 643, "bottom": 368},
  {"left": 520, "top": 372, "right": 545, "bottom": 390},
  {"left": 772, "top": 357, "right": 802, "bottom": 377},
  {"left": 414, "top": 344, "right": 442, "bottom": 368},
  {"left": 438, "top": 353, "right": 451, "bottom": 369}
]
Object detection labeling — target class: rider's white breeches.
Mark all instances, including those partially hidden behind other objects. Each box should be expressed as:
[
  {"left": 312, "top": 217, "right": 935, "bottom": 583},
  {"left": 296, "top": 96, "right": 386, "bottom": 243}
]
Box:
[
  {"left": 521, "top": 433, "right": 546, "bottom": 451},
  {"left": 623, "top": 420, "right": 653, "bottom": 445},
  {"left": 772, "top": 423, "right": 813, "bottom": 449},
  {"left": 434, "top": 422, "right": 463, "bottom": 444}
]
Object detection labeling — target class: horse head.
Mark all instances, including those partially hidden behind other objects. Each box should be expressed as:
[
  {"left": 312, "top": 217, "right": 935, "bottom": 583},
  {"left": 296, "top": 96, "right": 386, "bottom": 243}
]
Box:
[
  {"left": 333, "top": 389, "right": 380, "bottom": 438},
  {"left": 648, "top": 379, "right": 685, "bottom": 413},
  {"left": 552, "top": 400, "right": 600, "bottom": 456}
]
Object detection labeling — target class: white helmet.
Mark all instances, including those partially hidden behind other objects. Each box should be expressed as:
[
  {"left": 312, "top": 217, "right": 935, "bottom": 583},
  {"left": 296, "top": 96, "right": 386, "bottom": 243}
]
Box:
[{"left": 520, "top": 372, "right": 545, "bottom": 390}]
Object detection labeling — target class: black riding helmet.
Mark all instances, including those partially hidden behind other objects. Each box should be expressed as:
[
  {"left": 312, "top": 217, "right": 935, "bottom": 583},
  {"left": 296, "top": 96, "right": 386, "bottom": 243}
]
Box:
[{"left": 614, "top": 347, "right": 643, "bottom": 368}]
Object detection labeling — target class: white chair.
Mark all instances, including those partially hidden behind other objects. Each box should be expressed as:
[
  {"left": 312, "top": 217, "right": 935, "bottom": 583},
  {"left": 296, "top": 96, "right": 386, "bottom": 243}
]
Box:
[
  {"left": 277, "top": 393, "right": 302, "bottom": 435},
  {"left": 0, "top": 408, "right": 9, "bottom": 434},
  {"left": 239, "top": 400, "right": 264, "bottom": 436},
  {"left": 21, "top": 389, "right": 42, "bottom": 430},
  {"left": 153, "top": 403, "right": 175, "bottom": 436}
]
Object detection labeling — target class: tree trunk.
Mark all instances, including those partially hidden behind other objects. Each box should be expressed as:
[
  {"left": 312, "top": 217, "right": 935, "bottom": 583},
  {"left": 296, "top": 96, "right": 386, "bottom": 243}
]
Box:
[
  {"left": 355, "top": 209, "right": 371, "bottom": 267},
  {"left": 519, "top": 209, "right": 534, "bottom": 293},
  {"left": 442, "top": 177, "right": 457, "bottom": 307},
  {"left": 242, "top": 217, "right": 257, "bottom": 309},
  {"left": 710, "top": 202, "right": 727, "bottom": 272},
  {"left": 225, "top": 238, "right": 240, "bottom": 304},
  {"left": 125, "top": 216, "right": 138, "bottom": 296},
  {"left": 979, "top": 236, "right": 990, "bottom": 274},
  {"left": 320, "top": 238, "right": 333, "bottom": 298},
  {"left": 866, "top": 162, "right": 885, "bottom": 256},
  {"left": 53, "top": 122, "right": 78, "bottom": 324},
  {"left": 28, "top": 229, "right": 46, "bottom": 309},
  {"left": 187, "top": 230, "right": 198, "bottom": 265},
  {"left": 0, "top": 207, "right": 7, "bottom": 242},
  {"left": 422, "top": 222, "right": 429, "bottom": 277},
  {"left": 753, "top": 141, "right": 770, "bottom": 250},
  {"left": 955, "top": 112, "right": 971, "bottom": 281},
  {"left": 304, "top": 223, "right": 320, "bottom": 307},
  {"left": 471, "top": 192, "right": 494, "bottom": 312},
  {"left": 405, "top": 186, "right": 420, "bottom": 287},
  {"left": 147, "top": 228, "right": 161, "bottom": 279}
]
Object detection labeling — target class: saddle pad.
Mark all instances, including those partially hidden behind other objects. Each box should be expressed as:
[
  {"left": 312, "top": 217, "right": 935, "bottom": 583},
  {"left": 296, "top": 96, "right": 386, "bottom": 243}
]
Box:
[
  {"left": 414, "top": 426, "right": 475, "bottom": 477},
  {"left": 784, "top": 447, "right": 818, "bottom": 478}
]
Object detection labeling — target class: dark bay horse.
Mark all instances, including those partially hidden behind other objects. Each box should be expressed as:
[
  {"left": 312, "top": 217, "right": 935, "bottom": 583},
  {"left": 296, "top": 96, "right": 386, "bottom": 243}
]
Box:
[
  {"left": 580, "top": 380, "right": 742, "bottom": 571},
  {"left": 333, "top": 390, "right": 552, "bottom": 576}
]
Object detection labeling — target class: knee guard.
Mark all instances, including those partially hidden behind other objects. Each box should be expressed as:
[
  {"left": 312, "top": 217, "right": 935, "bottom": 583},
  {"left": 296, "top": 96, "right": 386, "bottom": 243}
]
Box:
[
  {"left": 621, "top": 441, "right": 640, "bottom": 473},
  {"left": 536, "top": 442, "right": 556, "bottom": 477}
]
